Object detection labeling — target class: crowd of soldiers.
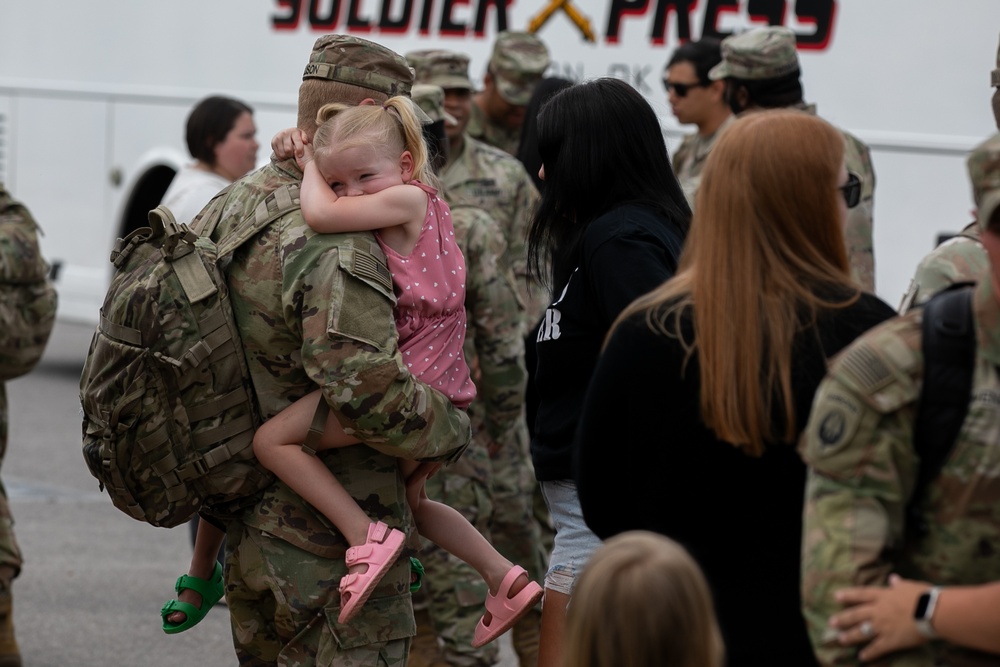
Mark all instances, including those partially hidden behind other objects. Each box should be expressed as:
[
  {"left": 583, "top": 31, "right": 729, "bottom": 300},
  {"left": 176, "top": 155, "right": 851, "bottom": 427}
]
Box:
[{"left": 1, "top": 21, "right": 999, "bottom": 667}]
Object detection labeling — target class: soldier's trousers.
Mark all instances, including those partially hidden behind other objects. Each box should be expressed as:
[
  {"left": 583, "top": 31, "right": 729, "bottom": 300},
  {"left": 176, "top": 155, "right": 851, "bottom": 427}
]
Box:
[
  {"left": 227, "top": 524, "right": 414, "bottom": 667},
  {"left": 0, "top": 386, "right": 23, "bottom": 577},
  {"left": 419, "top": 441, "right": 499, "bottom": 666}
]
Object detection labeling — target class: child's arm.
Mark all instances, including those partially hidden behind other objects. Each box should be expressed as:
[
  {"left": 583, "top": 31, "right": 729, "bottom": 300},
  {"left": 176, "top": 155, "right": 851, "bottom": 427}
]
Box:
[{"left": 300, "top": 160, "right": 426, "bottom": 235}]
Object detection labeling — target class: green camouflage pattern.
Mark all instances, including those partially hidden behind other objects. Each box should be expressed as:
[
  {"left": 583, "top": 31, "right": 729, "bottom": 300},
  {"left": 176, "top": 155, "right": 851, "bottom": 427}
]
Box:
[
  {"left": 196, "top": 156, "right": 471, "bottom": 659},
  {"left": 442, "top": 136, "right": 544, "bottom": 325},
  {"left": 226, "top": 518, "right": 412, "bottom": 666},
  {"left": 413, "top": 204, "right": 534, "bottom": 665},
  {"left": 801, "top": 276, "right": 1000, "bottom": 667},
  {"left": 303, "top": 35, "right": 414, "bottom": 97},
  {"left": 466, "top": 102, "right": 522, "bottom": 158},
  {"left": 0, "top": 385, "right": 23, "bottom": 576},
  {"left": 488, "top": 31, "right": 550, "bottom": 106},
  {"left": 842, "top": 128, "right": 877, "bottom": 292},
  {"left": 793, "top": 105, "right": 877, "bottom": 292},
  {"left": 80, "top": 204, "right": 274, "bottom": 528},
  {"left": 672, "top": 115, "right": 735, "bottom": 209},
  {"left": 966, "top": 132, "right": 1000, "bottom": 228},
  {"left": 709, "top": 26, "right": 799, "bottom": 81},
  {"left": 0, "top": 184, "right": 57, "bottom": 382},
  {"left": 899, "top": 133, "right": 1000, "bottom": 311},
  {"left": 406, "top": 50, "right": 473, "bottom": 91},
  {"left": 411, "top": 84, "right": 457, "bottom": 126},
  {"left": 898, "top": 223, "right": 987, "bottom": 313}
]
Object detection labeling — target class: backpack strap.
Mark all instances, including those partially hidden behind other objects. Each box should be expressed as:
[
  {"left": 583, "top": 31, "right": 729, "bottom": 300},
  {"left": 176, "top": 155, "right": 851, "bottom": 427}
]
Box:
[
  {"left": 909, "top": 283, "right": 976, "bottom": 537},
  {"left": 213, "top": 184, "right": 301, "bottom": 258}
]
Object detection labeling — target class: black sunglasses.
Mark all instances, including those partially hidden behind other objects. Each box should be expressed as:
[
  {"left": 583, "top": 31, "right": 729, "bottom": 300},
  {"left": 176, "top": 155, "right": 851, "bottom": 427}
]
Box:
[
  {"left": 662, "top": 80, "right": 709, "bottom": 97},
  {"left": 839, "top": 172, "right": 862, "bottom": 209}
]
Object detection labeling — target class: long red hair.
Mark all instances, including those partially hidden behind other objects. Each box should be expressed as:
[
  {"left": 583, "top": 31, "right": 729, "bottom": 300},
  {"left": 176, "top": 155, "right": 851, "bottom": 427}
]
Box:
[{"left": 619, "top": 109, "right": 857, "bottom": 455}]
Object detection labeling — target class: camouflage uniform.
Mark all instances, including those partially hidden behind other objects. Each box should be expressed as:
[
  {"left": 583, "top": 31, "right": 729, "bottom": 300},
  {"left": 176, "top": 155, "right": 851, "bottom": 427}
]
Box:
[
  {"left": 898, "top": 222, "right": 987, "bottom": 313},
  {"left": 709, "top": 26, "right": 877, "bottom": 292},
  {"left": 0, "top": 184, "right": 54, "bottom": 667},
  {"left": 800, "top": 132, "right": 1000, "bottom": 667},
  {"left": 192, "top": 36, "right": 471, "bottom": 667},
  {"left": 415, "top": 204, "right": 527, "bottom": 667},
  {"left": 468, "top": 32, "right": 550, "bottom": 157},
  {"left": 671, "top": 114, "right": 735, "bottom": 208},
  {"left": 408, "top": 53, "right": 547, "bottom": 667}
]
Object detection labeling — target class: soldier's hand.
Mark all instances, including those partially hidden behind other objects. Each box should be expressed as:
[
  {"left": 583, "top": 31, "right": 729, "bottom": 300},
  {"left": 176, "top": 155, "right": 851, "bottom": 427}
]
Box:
[
  {"left": 271, "top": 128, "right": 311, "bottom": 168},
  {"left": 829, "top": 574, "right": 931, "bottom": 661}
]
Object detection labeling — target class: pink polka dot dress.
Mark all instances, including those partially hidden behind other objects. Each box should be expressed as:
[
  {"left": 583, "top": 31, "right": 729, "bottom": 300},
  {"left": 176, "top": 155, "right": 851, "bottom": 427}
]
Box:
[{"left": 376, "top": 181, "right": 476, "bottom": 409}]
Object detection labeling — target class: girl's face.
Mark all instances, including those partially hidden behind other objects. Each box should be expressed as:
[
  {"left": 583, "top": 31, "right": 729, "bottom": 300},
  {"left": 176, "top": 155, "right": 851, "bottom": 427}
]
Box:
[
  {"left": 213, "top": 111, "right": 259, "bottom": 181},
  {"left": 316, "top": 142, "right": 413, "bottom": 198}
]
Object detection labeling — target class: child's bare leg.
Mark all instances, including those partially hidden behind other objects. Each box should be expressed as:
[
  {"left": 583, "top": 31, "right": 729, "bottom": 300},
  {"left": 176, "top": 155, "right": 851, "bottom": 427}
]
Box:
[
  {"left": 166, "top": 519, "right": 225, "bottom": 623},
  {"left": 252, "top": 391, "right": 377, "bottom": 566},
  {"left": 402, "top": 461, "right": 531, "bottom": 615}
]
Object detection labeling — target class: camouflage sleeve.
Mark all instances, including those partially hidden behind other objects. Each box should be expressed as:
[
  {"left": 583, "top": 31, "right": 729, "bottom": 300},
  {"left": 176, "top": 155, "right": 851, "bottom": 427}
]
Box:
[
  {"left": 509, "top": 170, "right": 546, "bottom": 325},
  {"left": 898, "top": 235, "right": 989, "bottom": 313},
  {"left": 800, "top": 329, "right": 922, "bottom": 666},
  {"left": 843, "top": 134, "right": 875, "bottom": 293},
  {"left": 283, "top": 227, "right": 471, "bottom": 462},
  {"left": 452, "top": 206, "right": 527, "bottom": 446}
]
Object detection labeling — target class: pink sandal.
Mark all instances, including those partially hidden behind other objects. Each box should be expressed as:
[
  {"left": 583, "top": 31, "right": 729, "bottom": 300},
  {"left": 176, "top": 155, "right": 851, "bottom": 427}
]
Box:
[
  {"left": 471, "top": 565, "right": 544, "bottom": 647},
  {"left": 337, "top": 521, "right": 405, "bottom": 624}
]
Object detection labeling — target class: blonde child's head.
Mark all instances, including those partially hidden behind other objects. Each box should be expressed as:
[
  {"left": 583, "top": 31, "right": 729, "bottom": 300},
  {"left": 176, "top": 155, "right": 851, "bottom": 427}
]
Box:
[
  {"left": 311, "top": 96, "right": 435, "bottom": 187},
  {"left": 563, "top": 531, "right": 724, "bottom": 667}
]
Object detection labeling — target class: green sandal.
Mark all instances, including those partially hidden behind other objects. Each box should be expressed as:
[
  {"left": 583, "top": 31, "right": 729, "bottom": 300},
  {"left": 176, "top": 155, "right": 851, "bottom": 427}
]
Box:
[{"left": 160, "top": 561, "right": 225, "bottom": 634}]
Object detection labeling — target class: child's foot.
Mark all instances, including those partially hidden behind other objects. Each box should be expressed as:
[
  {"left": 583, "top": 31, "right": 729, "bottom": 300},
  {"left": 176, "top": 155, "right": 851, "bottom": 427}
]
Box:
[
  {"left": 337, "top": 521, "right": 406, "bottom": 624},
  {"left": 160, "top": 561, "right": 225, "bottom": 634},
  {"left": 472, "top": 565, "right": 544, "bottom": 648}
]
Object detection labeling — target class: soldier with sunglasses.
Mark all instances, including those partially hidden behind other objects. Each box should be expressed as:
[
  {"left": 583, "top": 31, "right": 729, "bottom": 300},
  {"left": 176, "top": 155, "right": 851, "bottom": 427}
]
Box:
[
  {"left": 663, "top": 38, "right": 734, "bottom": 209},
  {"left": 710, "top": 26, "right": 877, "bottom": 293}
]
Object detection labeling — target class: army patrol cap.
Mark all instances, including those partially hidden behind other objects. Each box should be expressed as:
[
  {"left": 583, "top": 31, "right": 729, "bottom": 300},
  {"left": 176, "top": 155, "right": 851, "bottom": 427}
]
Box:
[
  {"left": 488, "top": 31, "right": 550, "bottom": 105},
  {"left": 968, "top": 132, "right": 1000, "bottom": 230},
  {"left": 303, "top": 34, "right": 414, "bottom": 97},
  {"left": 407, "top": 50, "right": 473, "bottom": 91},
  {"left": 411, "top": 84, "right": 458, "bottom": 127},
  {"left": 709, "top": 26, "right": 800, "bottom": 81}
]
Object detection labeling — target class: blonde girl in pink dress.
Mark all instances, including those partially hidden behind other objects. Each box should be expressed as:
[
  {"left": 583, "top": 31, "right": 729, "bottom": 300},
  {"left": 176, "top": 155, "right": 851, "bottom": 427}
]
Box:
[{"left": 169, "top": 96, "right": 542, "bottom": 643}]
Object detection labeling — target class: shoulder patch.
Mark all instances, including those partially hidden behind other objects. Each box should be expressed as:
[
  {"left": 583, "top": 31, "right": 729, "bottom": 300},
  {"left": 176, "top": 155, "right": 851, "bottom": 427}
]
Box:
[{"left": 829, "top": 315, "right": 922, "bottom": 414}]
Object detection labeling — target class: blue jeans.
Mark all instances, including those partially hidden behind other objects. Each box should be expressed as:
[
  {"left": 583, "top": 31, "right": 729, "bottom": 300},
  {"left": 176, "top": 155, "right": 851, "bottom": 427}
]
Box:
[{"left": 539, "top": 480, "right": 603, "bottom": 595}]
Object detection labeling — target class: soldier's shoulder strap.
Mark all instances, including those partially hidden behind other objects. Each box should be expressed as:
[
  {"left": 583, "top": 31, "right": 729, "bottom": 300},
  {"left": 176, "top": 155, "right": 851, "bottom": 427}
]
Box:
[{"left": 909, "top": 282, "right": 976, "bottom": 536}]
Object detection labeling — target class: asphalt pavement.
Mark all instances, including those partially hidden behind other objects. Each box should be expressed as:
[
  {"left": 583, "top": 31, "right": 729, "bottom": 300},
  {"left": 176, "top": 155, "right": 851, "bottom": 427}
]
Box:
[{"left": 5, "top": 320, "right": 516, "bottom": 666}]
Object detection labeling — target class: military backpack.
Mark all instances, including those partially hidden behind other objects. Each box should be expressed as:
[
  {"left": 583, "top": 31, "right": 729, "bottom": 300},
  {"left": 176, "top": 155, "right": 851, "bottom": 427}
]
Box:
[
  {"left": 80, "top": 184, "right": 299, "bottom": 528},
  {"left": 0, "top": 186, "right": 58, "bottom": 382}
]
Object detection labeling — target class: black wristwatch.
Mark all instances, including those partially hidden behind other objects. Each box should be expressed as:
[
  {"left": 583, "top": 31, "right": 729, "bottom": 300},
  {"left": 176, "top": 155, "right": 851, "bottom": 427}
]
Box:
[{"left": 914, "top": 587, "right": 941, "bottom": 639}]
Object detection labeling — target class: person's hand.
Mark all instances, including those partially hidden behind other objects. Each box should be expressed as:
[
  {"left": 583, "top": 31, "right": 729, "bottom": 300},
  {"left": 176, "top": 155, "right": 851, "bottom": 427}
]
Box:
[
  {"left": 406, "top": 461, "right": 443, "bottom": 486},
  {"left": 829, "top": 574, "right": 932, "bottom": 662},
  {"left": 271, "top": 128, "right": 310, "bottom": 168}
]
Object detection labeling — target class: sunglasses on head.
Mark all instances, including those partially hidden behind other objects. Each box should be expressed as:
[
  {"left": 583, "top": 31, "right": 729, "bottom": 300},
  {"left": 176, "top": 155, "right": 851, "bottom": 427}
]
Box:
[
  {"left": 839, "top": 172, "right": 862, "bottom": 209},
  {"left": 662, "top": 80, "right": 709, "bottom": 97}
]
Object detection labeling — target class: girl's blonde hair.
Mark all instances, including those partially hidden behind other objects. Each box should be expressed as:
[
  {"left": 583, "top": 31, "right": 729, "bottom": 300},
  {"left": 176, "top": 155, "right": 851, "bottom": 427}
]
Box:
[
  {"left": 616, "top": 109, "right": 857, "bottom": 456},
  {"left": 564, "top": 531, "right": 724, "bottom": 667},
  {"left": 312, "top": 96, "right": 436, "bottom": 186}
]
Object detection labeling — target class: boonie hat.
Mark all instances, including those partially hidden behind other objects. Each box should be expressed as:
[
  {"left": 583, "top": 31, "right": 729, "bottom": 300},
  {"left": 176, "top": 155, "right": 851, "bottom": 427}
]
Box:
[
  {"left": 412, "top": 84, "right": 458, "bottom": 127},
  {"left": 407, "top": 50, "right": 473, "bottom": 91},
  {"left": 968, "top": 132, "right": 1000, "bottom": 230},
  {"left": 303, "top": 34, "right": 414, "bottom": 97},
  {"left": 488, "top": 31, "right": 550, "bottom": 105},
  {"left": 709, "top": 26, "right": 800, "bottom": 81}
]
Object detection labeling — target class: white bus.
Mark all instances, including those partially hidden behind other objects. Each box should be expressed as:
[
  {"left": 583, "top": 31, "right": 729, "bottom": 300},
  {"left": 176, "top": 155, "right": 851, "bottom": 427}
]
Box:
[{"left": 1, "top": 0, "right": 998, "bottom": 321}]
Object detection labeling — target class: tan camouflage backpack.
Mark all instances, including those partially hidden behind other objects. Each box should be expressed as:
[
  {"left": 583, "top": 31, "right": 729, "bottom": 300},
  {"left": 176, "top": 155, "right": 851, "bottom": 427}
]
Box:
[
  {"left": 0, "top": 185, "right": 58, "bottom": 382},
  {"left": 80, "top": 184, "right": 299, "bottom": 528}
]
